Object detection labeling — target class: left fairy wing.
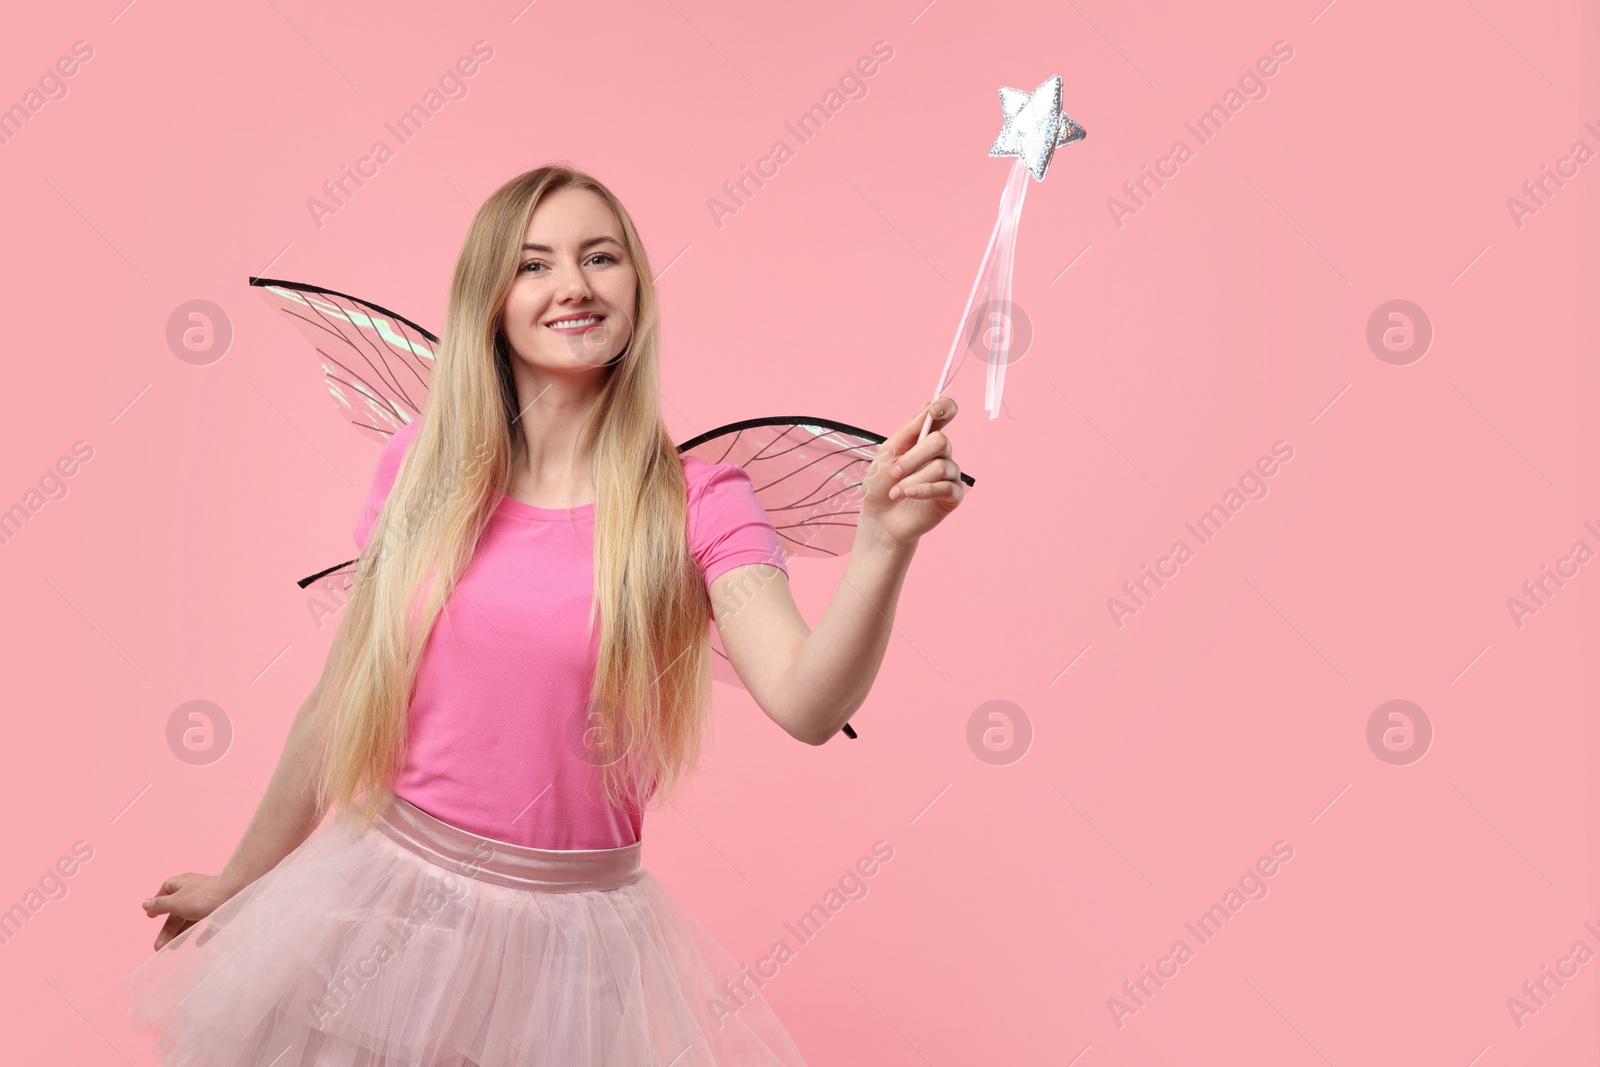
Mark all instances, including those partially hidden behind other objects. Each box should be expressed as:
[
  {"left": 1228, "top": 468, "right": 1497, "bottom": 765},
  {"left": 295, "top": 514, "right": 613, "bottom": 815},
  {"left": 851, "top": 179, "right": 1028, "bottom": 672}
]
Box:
[
  {"left": 677, "top": 414, "right": 976, "bottom": 559},
  {"left": 678, "top": 416, "right": 978, "bottom": 738}
]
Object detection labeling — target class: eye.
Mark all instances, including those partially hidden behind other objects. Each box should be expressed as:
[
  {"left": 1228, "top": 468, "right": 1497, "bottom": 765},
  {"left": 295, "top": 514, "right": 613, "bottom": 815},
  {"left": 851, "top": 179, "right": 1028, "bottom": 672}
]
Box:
[{"left": 519, "top": 252, "right": 617, "bottom": 274}]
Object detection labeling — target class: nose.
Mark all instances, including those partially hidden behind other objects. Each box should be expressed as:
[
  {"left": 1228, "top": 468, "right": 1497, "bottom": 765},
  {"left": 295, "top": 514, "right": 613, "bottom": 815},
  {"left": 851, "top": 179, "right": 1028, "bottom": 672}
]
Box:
[{"left": 553, "top": 260, "right": 594, "bottom": 303}]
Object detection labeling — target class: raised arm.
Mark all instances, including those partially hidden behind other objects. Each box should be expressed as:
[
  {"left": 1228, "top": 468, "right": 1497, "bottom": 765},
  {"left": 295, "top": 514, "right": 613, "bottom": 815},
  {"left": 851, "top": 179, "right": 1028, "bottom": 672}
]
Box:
[{"left": 711, "top": 398, "right": 964, "bottom": 745}]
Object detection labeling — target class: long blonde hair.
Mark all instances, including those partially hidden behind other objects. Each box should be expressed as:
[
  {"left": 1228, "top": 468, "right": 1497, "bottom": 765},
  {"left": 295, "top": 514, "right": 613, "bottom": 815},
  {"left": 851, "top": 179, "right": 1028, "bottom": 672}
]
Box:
[{"left": 312, "top": 165, "right": 713, "bottom": 831}]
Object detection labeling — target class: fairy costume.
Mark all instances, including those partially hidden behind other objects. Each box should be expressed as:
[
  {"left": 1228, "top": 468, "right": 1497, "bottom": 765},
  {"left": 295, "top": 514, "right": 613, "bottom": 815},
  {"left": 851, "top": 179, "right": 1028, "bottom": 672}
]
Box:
[{"left": 119, "top": 415, "right": 811, "bottom": 1065}]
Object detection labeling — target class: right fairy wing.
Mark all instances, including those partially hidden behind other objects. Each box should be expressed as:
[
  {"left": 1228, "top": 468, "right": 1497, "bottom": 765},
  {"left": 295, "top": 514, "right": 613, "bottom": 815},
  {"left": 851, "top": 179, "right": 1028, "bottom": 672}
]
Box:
[
  {"left": 251, "top": 276, "right": 439, "bottom": 446},
  {"left": 248, "top": 276, "right": 441, "bottom": 587}
]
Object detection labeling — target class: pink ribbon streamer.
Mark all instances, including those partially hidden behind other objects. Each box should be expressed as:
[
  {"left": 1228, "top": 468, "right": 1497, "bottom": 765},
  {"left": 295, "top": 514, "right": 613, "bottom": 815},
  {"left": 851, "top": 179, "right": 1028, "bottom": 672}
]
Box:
[{"left": 918, "top": 157, "right": 1031, "bottom": 442}]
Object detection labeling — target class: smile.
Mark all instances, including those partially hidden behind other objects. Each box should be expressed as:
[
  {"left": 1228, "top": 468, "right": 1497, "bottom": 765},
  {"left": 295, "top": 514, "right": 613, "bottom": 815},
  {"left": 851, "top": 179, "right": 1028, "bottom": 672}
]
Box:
[{"left": 546, "top": 315, "right": 605, "bottom": 333}]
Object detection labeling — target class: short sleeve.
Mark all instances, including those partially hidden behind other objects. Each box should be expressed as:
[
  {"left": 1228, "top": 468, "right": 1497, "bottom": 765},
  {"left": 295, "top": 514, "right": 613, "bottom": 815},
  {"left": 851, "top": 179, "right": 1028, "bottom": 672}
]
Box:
[
  {"left": 687, "top": 458, "right": 790, "bottom": 589},
  {"left": 353, "top": 420, "right": 422, "bottom": 552}
]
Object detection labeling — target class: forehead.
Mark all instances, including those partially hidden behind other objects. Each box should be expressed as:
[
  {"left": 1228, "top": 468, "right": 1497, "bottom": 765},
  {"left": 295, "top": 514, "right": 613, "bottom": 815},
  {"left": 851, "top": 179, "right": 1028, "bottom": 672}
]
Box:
[{"left": 522, "top": 186, "right": 621, "bottom": 243}]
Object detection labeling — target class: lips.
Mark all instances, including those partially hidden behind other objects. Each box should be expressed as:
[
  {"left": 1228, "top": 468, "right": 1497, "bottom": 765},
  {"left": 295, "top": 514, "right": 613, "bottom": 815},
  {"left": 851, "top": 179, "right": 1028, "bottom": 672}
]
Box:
[{"left": 545, "top": 313, "right": 606, "bottom": 331}]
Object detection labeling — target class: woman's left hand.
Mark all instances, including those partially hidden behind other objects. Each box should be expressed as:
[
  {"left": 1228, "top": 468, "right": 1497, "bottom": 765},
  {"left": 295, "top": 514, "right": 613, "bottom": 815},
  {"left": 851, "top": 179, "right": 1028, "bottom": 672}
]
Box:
[{"left": 859, "top": 396, "right": 966, "bottom": 548}]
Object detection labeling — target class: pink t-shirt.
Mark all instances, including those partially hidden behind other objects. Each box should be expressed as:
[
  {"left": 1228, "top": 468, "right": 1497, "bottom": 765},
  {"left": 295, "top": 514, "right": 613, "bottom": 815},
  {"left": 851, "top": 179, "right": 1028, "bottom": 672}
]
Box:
[{"left": 351, "top": 418, "right": 788, "bottom": 850}]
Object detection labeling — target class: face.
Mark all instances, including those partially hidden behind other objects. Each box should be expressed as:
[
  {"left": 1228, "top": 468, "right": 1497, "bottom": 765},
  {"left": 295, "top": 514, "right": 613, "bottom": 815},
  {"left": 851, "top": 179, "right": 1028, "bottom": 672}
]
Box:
[{"left": 500, "top": 185, "right": 638, "bottom": 374}]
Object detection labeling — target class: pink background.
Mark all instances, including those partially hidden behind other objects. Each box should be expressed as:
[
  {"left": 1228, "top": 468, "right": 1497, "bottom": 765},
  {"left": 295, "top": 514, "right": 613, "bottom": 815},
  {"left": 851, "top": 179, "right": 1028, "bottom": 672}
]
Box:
[{"left": 1, "top": 0, "right": 1596, "bottom": 1062}]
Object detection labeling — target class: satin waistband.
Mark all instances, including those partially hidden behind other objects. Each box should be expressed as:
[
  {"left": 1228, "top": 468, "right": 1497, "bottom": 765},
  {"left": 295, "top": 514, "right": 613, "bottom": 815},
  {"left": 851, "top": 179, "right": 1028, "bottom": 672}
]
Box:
[{"left": 371, "top": 793, "right": 643, "bottom": 893}]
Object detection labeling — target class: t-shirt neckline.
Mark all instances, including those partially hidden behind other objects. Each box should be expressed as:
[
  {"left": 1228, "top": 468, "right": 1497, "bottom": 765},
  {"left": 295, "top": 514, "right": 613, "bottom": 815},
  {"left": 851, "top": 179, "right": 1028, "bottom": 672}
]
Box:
[{"left": 495, "top": 491, "right": 597, "bottom": 522}]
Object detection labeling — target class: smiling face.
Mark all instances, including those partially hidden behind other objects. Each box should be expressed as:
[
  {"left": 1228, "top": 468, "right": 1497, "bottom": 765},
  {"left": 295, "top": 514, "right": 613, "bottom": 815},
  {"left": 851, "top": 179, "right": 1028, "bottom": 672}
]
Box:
[{"left": 500, "top": 184, "right": 638, "bottom": 374}]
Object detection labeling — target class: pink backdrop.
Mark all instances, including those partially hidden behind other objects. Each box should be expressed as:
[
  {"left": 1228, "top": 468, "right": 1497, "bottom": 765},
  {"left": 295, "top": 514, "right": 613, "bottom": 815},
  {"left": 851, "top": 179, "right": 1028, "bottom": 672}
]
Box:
[{"left": 1, "top": 0, "right": 1596, "bottom": 1062}]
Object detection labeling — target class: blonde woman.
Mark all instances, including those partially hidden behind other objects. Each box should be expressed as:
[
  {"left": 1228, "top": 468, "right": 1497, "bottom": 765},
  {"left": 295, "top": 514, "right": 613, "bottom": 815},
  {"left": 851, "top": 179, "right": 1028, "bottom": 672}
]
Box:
[{"left": 121, "top": 165, "right": 965, "bottom": 1065}]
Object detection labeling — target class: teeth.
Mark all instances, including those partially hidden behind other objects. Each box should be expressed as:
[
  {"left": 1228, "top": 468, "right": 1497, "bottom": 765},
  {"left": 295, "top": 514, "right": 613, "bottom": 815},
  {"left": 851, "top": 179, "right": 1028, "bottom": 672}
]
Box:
[{"left": 548, "top": 316, "right": 601, "bottom": 328}]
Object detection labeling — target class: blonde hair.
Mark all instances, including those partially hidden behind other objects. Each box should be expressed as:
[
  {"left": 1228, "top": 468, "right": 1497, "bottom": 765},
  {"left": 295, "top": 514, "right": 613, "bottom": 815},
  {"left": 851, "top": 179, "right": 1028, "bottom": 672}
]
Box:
[{"left": 313, "top": 165, "right": 712, "bottom": 831}]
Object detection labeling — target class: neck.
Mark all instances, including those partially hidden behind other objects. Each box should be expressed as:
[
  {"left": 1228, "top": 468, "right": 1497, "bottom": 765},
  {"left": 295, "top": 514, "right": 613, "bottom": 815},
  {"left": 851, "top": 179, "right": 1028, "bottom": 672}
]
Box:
[{"left": 509, "top": 369, "right": 605, "bottom": 504}]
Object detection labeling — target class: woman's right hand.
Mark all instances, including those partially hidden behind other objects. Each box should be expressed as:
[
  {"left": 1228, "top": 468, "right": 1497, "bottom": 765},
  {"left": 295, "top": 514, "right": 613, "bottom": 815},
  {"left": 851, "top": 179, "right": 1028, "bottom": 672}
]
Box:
[{"left": 141, "top": 872, "right": 234, "bottom": 951}]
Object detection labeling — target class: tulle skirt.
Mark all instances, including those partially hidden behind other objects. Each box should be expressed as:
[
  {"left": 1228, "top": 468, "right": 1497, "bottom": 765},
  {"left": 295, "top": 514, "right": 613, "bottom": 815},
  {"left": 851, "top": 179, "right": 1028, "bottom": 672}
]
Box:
[{"left": 119, "top": 793, "right": 808, "bottom": 1066}]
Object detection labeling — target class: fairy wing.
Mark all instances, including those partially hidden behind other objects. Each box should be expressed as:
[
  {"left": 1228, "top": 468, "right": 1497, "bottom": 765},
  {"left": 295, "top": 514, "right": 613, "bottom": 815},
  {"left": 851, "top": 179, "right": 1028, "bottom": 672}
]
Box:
[
  {"left": 250, "top": 276, "right": 437, "bottom": 592},
  {"left": 677, "top": 415, "right": 976, "bottom": 560},
  {"left": 677, "top": 416, "right": 977, "bottom": 732},
  {"left": 250, "top": 276, "right": 437, "bottom": 446}
]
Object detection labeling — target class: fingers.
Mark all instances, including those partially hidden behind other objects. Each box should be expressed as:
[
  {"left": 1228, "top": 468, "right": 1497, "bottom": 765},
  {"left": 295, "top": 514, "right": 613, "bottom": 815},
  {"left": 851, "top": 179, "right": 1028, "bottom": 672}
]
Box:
[
  {"left": 145, "top": 873, "right": 211, "bottom": 950},
  {"left": 143, "top": 874, "right": 188, "bottom": 915},
  {"left": 892, "top": 478, "right": 963, "bottom": 502},
  {"left": 888, "top": 428, "right": 955, "bottom": 484},
  {"left": 888, "top": 458, "right": 964, "bottom": 500},
  {"left": 155, "top": 915, "right": 191, "bottom": 952},
  {"left": 884, "top": 396, "right": 959, "bottom": 456},
  {"left": 143, "top": 880, "right": 173, "bottom": 915},
  {"left": 893, "top": 457, "right": 960, "bottom": 486}
]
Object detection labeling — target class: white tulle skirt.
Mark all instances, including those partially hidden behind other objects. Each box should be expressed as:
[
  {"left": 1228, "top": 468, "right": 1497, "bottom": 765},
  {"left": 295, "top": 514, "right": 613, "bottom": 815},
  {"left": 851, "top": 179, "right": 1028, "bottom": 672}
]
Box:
[{"left": 119, "top": 792, "right": 808, "bottom": 1066}]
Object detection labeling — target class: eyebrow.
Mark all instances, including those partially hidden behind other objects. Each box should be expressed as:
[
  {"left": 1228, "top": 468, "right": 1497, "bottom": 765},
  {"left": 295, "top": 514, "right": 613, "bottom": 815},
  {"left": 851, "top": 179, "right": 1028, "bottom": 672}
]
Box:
[{"left": 520, "top": 236, "right": 623, "bottom": 253}]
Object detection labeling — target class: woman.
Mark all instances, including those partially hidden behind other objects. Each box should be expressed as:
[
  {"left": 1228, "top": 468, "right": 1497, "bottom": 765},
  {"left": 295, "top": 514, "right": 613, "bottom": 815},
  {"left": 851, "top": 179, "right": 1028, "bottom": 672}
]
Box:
[{"left": 122, "top": 165, "right": 964, "bottom": 1065}]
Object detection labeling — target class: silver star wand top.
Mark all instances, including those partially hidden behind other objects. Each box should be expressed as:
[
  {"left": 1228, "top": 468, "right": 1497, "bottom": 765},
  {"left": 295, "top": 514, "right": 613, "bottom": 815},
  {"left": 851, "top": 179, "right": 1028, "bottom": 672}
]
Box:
[{"left": 916, "top": 75, "right": 1086, "bottom": 443}]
